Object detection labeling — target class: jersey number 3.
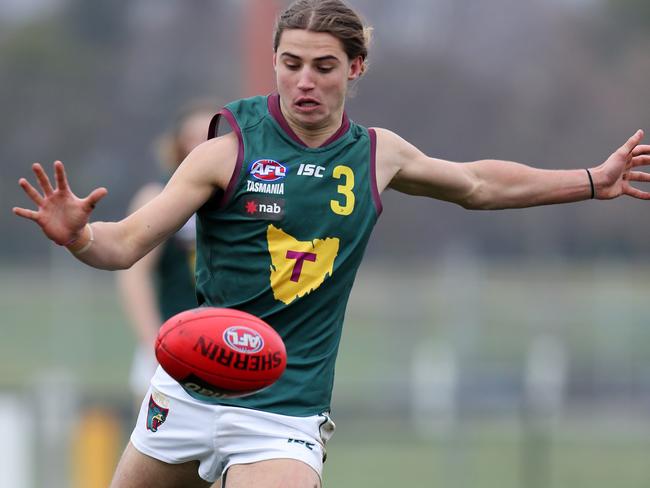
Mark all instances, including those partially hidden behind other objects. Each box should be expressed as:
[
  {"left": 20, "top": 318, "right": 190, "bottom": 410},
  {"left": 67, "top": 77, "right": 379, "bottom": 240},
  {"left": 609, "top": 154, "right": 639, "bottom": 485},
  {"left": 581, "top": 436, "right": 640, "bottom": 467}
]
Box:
[{"left": 330, "top": 165, "right": 355, "bottom": 216}]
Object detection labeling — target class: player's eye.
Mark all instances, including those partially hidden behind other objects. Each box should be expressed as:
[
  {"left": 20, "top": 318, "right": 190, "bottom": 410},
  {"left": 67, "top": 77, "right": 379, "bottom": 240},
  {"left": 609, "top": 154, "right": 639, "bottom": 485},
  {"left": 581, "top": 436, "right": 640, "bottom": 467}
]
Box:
[
  {"left": 317, "top": 65, "right": 334, "bottom": 73},
  {"left": 284, "top": 62, "right": 300, "bottom": 70}
]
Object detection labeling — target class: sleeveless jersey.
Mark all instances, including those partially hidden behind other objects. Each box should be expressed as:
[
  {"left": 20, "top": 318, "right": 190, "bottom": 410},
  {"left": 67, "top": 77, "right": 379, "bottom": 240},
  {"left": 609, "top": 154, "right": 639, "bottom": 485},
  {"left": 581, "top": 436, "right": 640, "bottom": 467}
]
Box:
[
  {"left": 195, "top": 93, "right": 382, "bottom": 416},
  {"left": 155, "top": 214, "right": 197, "bottom": 321}
]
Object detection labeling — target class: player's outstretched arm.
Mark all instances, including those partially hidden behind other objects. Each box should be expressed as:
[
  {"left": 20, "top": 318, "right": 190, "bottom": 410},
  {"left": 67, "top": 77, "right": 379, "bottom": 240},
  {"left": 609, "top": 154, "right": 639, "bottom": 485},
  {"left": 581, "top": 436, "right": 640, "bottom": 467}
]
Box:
[
  {"left": 13, "top": 133, "right": 238, "bottom": 270},
  {"left": 377, "top": 128, "right": 650, "bottom": 209},
  {"left": 13, "top": 159, "right": 152, "bottom": 269}
]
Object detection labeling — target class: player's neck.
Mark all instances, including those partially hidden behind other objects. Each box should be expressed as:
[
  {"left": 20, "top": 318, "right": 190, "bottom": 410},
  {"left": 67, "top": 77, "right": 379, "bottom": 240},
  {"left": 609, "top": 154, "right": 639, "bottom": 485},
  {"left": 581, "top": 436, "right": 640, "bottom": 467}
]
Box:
[
  {"left": 280, "top": 102, "right": 345, "bottom": 148},
  {"left": 291, "top": 121, "right": 340, "bottom": 148}
]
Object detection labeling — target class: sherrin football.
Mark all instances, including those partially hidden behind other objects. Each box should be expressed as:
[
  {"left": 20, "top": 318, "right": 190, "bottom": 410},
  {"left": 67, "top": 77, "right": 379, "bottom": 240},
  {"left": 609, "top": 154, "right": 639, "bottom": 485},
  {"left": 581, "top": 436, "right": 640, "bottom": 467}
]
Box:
[{"left": 155, "top": 307, "right": 287, "bottom": 400}]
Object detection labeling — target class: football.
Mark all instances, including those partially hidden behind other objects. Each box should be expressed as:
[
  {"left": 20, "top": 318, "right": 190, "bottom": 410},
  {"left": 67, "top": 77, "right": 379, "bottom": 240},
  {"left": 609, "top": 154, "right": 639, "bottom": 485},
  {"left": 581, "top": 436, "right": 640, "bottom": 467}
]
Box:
[{"left": 155, "top": 307, "right": 287, "bottom": 400}]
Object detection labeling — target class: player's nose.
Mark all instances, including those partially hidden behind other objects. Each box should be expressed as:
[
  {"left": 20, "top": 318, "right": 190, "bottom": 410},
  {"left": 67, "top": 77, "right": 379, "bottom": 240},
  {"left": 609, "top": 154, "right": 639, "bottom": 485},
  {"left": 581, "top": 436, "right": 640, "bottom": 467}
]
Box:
[{"left": 297, "top": 67, "right": 316, "bottom": 90}]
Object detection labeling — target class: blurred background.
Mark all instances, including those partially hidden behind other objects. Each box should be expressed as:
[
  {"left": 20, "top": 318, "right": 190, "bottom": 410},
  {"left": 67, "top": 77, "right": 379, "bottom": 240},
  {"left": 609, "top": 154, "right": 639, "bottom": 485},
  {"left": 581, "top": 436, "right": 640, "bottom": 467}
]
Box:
[{"left": 2, "top": 0, "right": 650, "bottom": 486}]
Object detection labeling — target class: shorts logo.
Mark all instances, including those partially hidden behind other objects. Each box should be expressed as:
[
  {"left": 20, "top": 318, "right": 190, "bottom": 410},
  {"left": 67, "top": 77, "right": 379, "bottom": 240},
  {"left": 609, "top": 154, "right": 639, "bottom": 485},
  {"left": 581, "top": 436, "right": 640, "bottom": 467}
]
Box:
[
  {"left": 249, "top": 159, "right": 287, "bottom": 182},
  {"left": 224, "top": 326, "right": 264, "bottom": 354},
  {"left": 146, "top": 391, "right": 169, "bottom": 432},
  {"left": 243, "top": 197, "right": 285, "bottom": 221},
  {"left": 287, "top": 438, "right": 316, "bottom": 451}
]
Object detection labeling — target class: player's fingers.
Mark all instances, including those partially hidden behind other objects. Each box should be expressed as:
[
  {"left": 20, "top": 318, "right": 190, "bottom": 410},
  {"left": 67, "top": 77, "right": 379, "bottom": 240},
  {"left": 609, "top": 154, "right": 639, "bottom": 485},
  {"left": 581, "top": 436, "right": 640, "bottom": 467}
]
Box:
[
  {"left": 12, "top": 206, "right": 40, "bottom": 221},
  {"left": 617, "top": 129, "right": 643, "bottom": 156},
  {"left": 619, "top": 129, "right": 644, "bottom": 156},
  {"left": 18, "top": 178, "right": 44, "bottom": 206},
  {"left": 630, "top": 155, "right": 650, "bottom": 168},
  {"left": 631, "top": 144, "right": 650, "bottom": 157},
  {"left": 54, "top": 160, "right": 69, "bottom": 192},
  {"left": 83, "top": 187, "right": 108, "bottom": 211},
  {"left": 625, "top": 170, "right": 650, "bottom": 183},
  {"left": 623, "top": 184, "right": 650, "bottom": 200},
  {"left": 32, "top": 163, "right": 55, "bottom": 196}
]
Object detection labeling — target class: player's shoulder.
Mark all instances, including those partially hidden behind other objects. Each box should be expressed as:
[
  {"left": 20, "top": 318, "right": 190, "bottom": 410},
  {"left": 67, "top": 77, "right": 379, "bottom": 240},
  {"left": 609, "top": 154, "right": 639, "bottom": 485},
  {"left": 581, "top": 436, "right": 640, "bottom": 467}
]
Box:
[
  {"left": 370, "top": 126, "right": 415, "bottom": 158},
  {"left": 183, "top": 132, "right": 240, "bottom": 192},
  {"left": 370, "top": 126, "right": 425, "bottom": 191},
  {"left": 194, "top": 131, "right": 239, "bottom": 157},
  {"left": 370, "top": 126, "right": 405, "bottom": 143},
  {"left": 184, "top": 132, "right": 239, "bottom": 170}
]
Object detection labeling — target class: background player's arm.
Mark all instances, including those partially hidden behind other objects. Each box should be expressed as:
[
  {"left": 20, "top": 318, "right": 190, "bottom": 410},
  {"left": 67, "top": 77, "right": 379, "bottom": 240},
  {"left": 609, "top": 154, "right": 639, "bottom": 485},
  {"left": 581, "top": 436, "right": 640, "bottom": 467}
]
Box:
[
  {"left": 14, "top": 132, "right": 238, "bottom": 270},
  {"left": 374, "top": 127, "right": 650, "bottom": 209}
]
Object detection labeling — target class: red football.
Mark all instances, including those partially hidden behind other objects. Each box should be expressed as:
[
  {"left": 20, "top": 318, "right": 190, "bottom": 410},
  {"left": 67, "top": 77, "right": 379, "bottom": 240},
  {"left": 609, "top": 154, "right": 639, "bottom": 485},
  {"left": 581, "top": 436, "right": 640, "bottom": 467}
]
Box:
[{"left": 155, "top": 307, "right": 286, "bottom": 400}]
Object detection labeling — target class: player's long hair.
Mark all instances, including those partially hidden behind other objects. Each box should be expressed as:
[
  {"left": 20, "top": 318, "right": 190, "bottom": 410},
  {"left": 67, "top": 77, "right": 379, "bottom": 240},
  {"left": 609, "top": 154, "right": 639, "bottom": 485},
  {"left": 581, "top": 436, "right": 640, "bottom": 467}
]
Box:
[{"left": 273, "top": 0, "right": 373, "bottom": 76}]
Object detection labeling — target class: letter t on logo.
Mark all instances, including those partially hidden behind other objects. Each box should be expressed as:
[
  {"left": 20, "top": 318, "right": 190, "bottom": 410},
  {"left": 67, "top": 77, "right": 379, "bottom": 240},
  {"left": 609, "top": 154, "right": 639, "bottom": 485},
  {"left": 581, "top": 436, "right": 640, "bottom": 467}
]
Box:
[{"left": 285, "top": 250, "right": 317, "bottom": 282}]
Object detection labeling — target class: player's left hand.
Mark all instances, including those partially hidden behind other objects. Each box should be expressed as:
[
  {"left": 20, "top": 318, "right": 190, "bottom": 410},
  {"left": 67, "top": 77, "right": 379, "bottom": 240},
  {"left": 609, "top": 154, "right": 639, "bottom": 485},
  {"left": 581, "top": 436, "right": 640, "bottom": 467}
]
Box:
[
  {"left": 591, "top": 129, "right": 650, "bottom": 200},
  {"left": 12, "top": 161, "right": 108, "bottom": 245}
]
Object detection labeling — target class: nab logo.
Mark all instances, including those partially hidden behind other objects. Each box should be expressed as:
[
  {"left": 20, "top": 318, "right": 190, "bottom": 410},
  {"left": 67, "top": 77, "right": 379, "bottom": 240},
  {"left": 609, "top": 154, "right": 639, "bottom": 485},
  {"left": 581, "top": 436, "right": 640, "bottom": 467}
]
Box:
[
  {"left": 243, "top": 197, "right": 285, "bottom": 221},
  {"left": 223, "top": 326, "right": 264, "bottom": 354},
  {"left": 249, "top": 159, "right": 287, "bottom": 182}
]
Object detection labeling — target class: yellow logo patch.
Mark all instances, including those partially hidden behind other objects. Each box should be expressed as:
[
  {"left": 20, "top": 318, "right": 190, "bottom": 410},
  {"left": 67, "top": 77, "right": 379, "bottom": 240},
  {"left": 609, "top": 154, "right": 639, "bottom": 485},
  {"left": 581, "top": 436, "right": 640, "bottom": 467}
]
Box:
[{"left": 267, "top": 225, "right": 339, "bottom": 305}]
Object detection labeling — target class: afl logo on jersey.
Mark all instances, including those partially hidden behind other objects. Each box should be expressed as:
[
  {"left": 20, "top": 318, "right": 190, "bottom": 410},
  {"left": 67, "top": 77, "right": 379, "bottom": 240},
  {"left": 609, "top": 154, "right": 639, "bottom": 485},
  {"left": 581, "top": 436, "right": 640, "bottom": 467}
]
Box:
[
  {"left": 249, "top": 159, "right": 287, "bottom": 182},
  {"left": 223, "top": 326, "right": 265, "bottom": 354}
]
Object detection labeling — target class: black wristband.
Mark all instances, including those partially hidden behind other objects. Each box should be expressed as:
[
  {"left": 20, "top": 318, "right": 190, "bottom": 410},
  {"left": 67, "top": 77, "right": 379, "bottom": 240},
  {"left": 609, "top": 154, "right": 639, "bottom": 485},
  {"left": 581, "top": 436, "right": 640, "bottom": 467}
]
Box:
[{"left": 585, "top": 168, "right": 595, "bottom": 199}]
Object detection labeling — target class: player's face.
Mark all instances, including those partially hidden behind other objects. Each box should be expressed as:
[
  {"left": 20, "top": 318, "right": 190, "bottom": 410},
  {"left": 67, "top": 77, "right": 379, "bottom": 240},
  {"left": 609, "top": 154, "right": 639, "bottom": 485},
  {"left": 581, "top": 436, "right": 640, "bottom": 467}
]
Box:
[{"left": 274, "top": 29, "right": 363, "bottom": 132}]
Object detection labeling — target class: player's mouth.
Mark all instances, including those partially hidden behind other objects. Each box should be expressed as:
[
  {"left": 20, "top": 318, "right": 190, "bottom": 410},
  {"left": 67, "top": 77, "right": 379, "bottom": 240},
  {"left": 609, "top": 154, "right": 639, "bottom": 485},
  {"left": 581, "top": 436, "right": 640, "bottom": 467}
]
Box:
[{"left": 294, "top": 97, "right": 321, "bottom": 113}]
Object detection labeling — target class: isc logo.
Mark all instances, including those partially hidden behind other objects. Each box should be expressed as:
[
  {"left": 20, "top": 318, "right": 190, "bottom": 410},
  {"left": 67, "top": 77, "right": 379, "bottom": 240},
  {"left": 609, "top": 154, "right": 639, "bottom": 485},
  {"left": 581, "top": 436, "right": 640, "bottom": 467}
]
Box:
[
  {"left": 223, "top": 326, "right": 264, "bottom": 354},
  {"left": 297, "top": 163, "right": 325, "bottom": 178},
  {"left": 249, "top": 159, "right": 287, "bottom": 182}
]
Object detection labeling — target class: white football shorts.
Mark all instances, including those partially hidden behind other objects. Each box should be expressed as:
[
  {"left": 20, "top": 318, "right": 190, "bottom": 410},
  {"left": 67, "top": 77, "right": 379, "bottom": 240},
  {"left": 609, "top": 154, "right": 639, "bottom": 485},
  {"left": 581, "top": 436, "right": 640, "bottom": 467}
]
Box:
[{"left": 130, "top": 367, "right": 335, "bottom": 483}]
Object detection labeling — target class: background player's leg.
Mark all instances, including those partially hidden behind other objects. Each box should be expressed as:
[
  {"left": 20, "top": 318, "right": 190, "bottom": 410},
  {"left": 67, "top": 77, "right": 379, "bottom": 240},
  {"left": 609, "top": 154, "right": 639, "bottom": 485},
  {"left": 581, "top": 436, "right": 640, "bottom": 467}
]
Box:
[
  {"left": 223, "top": 459, "right": 321, "bottom": 488},
  {"left": 110, "top": 442, "right": 211, "bottom": 488}
]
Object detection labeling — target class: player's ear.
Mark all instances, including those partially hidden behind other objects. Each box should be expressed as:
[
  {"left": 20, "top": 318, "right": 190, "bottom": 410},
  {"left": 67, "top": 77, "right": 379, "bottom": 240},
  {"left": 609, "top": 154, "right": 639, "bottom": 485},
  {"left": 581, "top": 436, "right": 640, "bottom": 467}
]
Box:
[
  {"left": 273, "top": 52, "right": 278, "bottom": 71},
  {"left": 348, "top": 56, "right": 363, "bottom": 80}
]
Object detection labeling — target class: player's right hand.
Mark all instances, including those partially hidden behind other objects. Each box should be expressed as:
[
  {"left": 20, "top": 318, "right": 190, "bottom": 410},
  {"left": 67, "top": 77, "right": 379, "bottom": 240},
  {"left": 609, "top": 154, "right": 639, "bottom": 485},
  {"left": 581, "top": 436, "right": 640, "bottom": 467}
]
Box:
[{"left": 12, "top": 161, "right": 108, "bottom": 246}]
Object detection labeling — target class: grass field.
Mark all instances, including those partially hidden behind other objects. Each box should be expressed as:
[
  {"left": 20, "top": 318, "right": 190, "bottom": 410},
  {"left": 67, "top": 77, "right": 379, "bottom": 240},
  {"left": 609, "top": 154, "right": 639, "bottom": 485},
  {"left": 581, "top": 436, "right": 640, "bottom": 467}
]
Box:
[
  {"left": 325, "top": 416, "right": 650, "bottom": 488},
  {"left": 3, "top": 258, "right": 650, "bottom": 487}
]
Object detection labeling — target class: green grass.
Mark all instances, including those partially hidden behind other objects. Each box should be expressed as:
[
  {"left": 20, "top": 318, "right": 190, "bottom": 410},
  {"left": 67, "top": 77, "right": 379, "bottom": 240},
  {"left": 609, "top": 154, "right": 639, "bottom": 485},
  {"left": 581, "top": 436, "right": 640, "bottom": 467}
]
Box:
[
  {"left": 324, "top": 417, "right": 650, "bottom": 488},
  {"left": 0, "top": 264, "right": 133, "bottom": 390},
  {"left": 4, "top": 261, "right": 650, "bottom": 487}
]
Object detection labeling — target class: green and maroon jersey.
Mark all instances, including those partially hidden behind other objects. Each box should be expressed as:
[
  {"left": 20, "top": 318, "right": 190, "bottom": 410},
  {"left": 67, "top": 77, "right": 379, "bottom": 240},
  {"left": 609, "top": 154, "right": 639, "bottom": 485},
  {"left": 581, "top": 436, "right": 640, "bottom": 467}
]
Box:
[{"left": 195, "top": 93, "right": 382, "bottom": 416}]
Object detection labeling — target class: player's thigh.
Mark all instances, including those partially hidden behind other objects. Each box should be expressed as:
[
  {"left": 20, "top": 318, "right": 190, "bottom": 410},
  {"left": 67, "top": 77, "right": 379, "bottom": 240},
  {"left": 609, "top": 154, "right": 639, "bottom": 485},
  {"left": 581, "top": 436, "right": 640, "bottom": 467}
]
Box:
[
  {"left": 110, "top": 442, "right": 212, "bottom": 488},
  {"left": 224, "top": 459, "right": 320, "bottom": 488}
]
